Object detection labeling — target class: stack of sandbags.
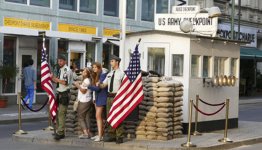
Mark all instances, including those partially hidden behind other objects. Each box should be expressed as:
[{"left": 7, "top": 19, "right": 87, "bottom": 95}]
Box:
[
  {"left": 155, "top": 81, "right": 174, "bottom": 140},
  {"left": 65, "top": 75, "right": 81, "bottom": 136},
  {"left": 123, "top": 121, "right": 137, "bottom": 139},
  {"left": 135, "top": 77, "right": 184, "bottom": 141},
  {"left": 173, "top": 81, "right": 184, "bottom": 137}
]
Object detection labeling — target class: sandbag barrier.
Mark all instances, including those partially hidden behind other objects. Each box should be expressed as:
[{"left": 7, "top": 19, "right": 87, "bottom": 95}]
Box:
[{"left": 182, "top": 97, "right": 233, "bottom": 148}]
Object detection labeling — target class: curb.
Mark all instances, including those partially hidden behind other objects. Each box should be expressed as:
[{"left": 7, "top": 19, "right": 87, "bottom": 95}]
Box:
[
  {"left": 0, "top": 117, "right": 48, "bottom": 125},
  {"left": 12, "top": 133, "right": 262, "bottom": 150}
]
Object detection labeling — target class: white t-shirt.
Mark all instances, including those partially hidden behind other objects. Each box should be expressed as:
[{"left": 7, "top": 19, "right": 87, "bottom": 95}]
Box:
[{"left": 77, "top": 78, "right": 92, "bottom": 103}]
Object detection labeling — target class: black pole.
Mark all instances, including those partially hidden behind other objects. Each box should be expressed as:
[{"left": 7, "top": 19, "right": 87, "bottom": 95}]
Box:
[{"left": 238, "top": 0, "right": 241, "bottom": 40}]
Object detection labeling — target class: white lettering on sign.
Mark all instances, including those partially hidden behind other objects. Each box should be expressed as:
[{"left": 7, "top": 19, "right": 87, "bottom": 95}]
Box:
[{"left": 218, "top": 23, "right": 258, "bottom": 47}]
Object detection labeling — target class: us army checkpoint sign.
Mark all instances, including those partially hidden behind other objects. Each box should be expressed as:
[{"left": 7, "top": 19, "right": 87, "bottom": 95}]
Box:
[{"left": 155, "top": 6, "right": 218, "bottom": 37}]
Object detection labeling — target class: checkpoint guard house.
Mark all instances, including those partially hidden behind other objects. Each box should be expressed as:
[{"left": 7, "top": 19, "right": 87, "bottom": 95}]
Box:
[{"left": 123, "top": 6, "right": 246, "bottom": 131}]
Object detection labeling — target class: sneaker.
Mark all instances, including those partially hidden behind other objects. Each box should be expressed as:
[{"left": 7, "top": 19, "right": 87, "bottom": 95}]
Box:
[
  {"left": 79, "top": 134, "right": 90, "bottom": 139},
  {"left": 94, "top": 136, "right": 103, "bottom": 142},
  {"left": 91, "top": 135, "right": 99, "bottom": 140}
]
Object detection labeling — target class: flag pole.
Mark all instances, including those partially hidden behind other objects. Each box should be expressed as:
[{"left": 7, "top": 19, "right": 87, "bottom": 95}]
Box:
[
  {"left": 39, "top": 31, "right": 56, "bottom": 134},
  {"left": 119, "top": 0, "right": 126, "bottom": 70}
]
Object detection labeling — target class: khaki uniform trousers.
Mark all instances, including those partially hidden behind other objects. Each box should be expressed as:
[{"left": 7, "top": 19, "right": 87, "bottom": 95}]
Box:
[{"left": 106, "top": 96, "right": 124, "bottom": 139}]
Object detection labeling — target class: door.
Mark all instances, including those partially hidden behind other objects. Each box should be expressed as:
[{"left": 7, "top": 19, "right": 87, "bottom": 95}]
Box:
[{"left": 18, "top": 49, "right": 37, "bottom": 103}]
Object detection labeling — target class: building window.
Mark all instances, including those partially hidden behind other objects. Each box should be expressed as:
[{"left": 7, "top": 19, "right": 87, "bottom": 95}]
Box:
[
  {"left": 157, "top": 0, "right": 168, "bottom": 13},
  {"left": 30, "top": 0, "right": 50, "bottom": 7},
  {"left": 127, "top": 0, "right": 135, "bottom": 19},
  {"left": 2, "top": 37, "right": 17, "bottom": 94},
  {"left": 231, "top": 58, "right": 237, "bottom": 76},
  {"left": 59, "top": 0, "right": 77, "bottom": 11},
  {"left": 5, "top": 0, "right": 26, "bottom": 4},
  {"left": 172, "top": 54, "right": 183, "bottom": 76},
  {"left": 191, "top": 55, "right": 200, "bottom": 77},
  {"left": 148, "top": 47, "right": 165, "bottom": 76},
  {"left": 80, "top": 0, "right": 96, "bottom": 13},
  {"left": 214, "top": 57, "right": 227, "bottom": 76},
  {"left": 203, "top": 56, "right": 211, "bottom": 77},
  {"left": 104, "top": 0, "right": 119, "bottom": 17},
  {"left": 86, "top": 42, "right": 96, "bottom": 68},
  {"left": 142, "top": 0, "right": 155, "bottom": 21}
]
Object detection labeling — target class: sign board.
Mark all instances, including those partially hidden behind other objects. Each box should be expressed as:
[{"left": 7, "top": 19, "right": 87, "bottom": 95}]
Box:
[
  {"left": 155, "top": 12, "right": 218, "bottom": 37},
  {"left": 4, "top": 17, "right": 50, "bottom": 30},
  {"left": 217, "top": 23, "right": 258, "bottom": 47},
  {"left": 172, "top": 5, "right": 199, "bottom": 14},
  {"left": 58, "top": 23, "right": 97, "bottom": 35},
  {"left": 103, "top": 28, "right": 120, "bottom": 37}
]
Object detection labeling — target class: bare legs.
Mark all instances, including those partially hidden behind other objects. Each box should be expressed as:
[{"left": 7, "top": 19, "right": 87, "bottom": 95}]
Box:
[{"left": 95, "top": 106, "right": 104, "bottom": 139}]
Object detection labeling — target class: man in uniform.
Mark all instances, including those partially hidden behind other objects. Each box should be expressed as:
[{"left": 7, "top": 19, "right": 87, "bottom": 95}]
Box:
[
  {"left": 51, "top": 55, "right": 71, "bottom": 140},
  {"left": 99, "top": 55, "right": 125, "bottom": 144}
]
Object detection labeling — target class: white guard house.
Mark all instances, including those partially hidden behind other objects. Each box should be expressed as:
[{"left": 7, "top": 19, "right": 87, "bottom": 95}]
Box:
[{"left": 123, "top": 30, "right": 246, "bottom": 132}]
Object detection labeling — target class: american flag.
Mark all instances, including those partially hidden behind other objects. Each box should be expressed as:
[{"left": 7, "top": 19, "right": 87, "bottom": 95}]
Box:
[
  {"left": 41, "top": 40, "right": 57, "bottom": 122},
  {"left": 107, "top": 41, "right": 144, "bottom": 128}
]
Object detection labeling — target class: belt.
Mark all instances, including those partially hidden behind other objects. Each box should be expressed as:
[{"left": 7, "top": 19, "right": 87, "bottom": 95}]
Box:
[{"left": 108, "top": 93, "right": 116, "bottom": 97}]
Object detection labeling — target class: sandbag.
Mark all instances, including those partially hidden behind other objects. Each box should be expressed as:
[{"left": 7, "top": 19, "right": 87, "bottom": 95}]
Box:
[
  {"left": 157, "top": 107, "right": 173, "bottom": 113},
  {"left": 155, "top": 102, "right": 173, "bottom": 108},
  {"left": 157, "top": 87, "right": 174, "bottom": 92},
  {"left": 174, "top": 91, "right": 183, "bottom": 97},
  {"left": 174, "top": 101, "right": 183, "bottom": 107},
  {"left": 155, "top": 97, "right": 172, "bottom": 103},
  {"left": 157, "top": 92, "right": 174, "bottom": 97},
  {"left": 157, "top": 81, "right": 175, "bottom": 87},
  {"left": 156, "top": 118, "right": 172, "bottom": 122}
]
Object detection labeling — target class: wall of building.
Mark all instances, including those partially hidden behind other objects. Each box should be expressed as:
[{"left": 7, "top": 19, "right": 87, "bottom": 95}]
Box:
[{"left": 189, "top": 39, "right": 240, "bottom": 122}]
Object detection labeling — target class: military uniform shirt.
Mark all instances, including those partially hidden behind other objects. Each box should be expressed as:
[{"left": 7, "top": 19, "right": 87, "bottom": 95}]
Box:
[
  {"left": 103, "top": 68, "right": 124, "bottom": 93},
  {"left": 57, "top": 65, "right": 71, "bottom": 92}
]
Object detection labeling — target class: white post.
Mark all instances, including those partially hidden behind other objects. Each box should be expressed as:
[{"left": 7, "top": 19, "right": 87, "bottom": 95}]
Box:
[{"left": 120, "top": 0, "right": 126, "bottom": 70}]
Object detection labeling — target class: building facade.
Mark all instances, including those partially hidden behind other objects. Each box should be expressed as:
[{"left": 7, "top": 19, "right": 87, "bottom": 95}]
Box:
[
  {"left": 0, "top": 0, "right": 262, "bottom": 104},
  {"left": 0, "top": 0, "right": 168, "bottom": 103}
]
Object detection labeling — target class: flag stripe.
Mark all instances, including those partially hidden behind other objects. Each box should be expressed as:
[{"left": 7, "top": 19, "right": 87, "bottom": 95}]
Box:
[
  {"left": 41, "top": 42, "right": 57, "bottom": 122},
  {"left": 107, "top": 82, "right": 143, "bottom": 125},
  {"left": 108, "top": 74, "right": 142, "bottom": 119},
  {"left": 107, "top": 43, "right": 144, "bottom": 128}
]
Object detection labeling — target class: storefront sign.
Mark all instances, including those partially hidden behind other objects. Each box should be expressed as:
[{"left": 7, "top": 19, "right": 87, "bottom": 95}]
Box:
[
  {"left": 155, "top": 12, "right": 218, "bottom": 37},
  {"left": 217, "top": 24, "right": 257, "bottom": 47},
  {"left": 4, "top": 17, "right": 50, "bottom": 30},
  {"left": 103, "top": 28, "right": 120, "bottom": 37},
  {"left": 58, "top": 23, "right": 97, "bottom": 35},
  {"left": 172, "top": 5, "right": 198, "bottom": 14}
]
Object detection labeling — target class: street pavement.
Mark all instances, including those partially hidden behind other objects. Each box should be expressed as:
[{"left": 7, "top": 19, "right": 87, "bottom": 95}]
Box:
[{"left": 1, "top": 98, "right": 262, "bottom": 150}]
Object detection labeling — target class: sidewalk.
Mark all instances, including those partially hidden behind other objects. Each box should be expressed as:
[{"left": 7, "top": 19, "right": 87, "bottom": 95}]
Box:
[
  {"left": 12, "top": 121, "right": 262, "bottom": 150},
  {"left": 0, "top": 104, "right": 48, "bottom": 124}
]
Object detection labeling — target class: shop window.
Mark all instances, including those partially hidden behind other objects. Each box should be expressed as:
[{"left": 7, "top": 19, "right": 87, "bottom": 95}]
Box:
[
  {"left": 231, "top": 58, "right": 238, "bottom": 76},
  {"left": 142, "top": 0, "right": 155, "bottom": 21},
  {"left": 127, "top": 0, "right": 135, "bottom": 19},
  {"left": 36, "top": 39, "right": 49, "bottom": 93},
  {"left": 214, "top": 57, "right": 227, "bottom": 76},
  {"left": 203, "top": 56, "right": 211, "bottom": 77},
  {"left": 157, "top": 0, "right": 168, "bottom": 13},
  {"left": 172, "top": 54, "right": 183, "bottom": 76},
  {"left": 148, "top": 47, "right": 165, "bottom": 76},
  {"left": 104, "top": 0, "right": 119, "bottom": 17},
  {"left": 191, "top": 55, "right": 200, "bottom": 77},
  {"left": 30, "top": 0, "right": 50, "bottom": 7},
  {"left": 5, "top": 0, "right": 26, "bottom": 4},
  {"left": 59, "top": 0, "right": 77, "bottom": 11},
  {"left": 2, "top": 37, "right": 17, "bottom": 94},
  {"left": 80, "top": 0, "right": 96, "bottom": 13},
  {"left": 86, "top": 42, "right": 96, "bottom": 68}
]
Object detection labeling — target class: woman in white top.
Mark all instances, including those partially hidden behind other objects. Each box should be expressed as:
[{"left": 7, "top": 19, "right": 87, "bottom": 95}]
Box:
[{"left": 73, "top": 68, "right": 93, "bottom": 139}]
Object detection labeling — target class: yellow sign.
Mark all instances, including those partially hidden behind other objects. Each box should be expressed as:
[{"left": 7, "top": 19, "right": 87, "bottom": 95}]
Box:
[
  {"left": 4, "top": 17, "right": 50, "bottom": 30},
  {"left": 58, "top": 23, "right": 96, "bottom": 35},
  {"left": 103, "top": 28, "right": 120, "bottom": 37}
]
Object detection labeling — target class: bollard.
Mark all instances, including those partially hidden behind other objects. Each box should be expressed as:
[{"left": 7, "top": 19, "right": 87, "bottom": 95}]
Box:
[
  {"left": 14, "top": 92, "right": 27, "bottom": 135},
  {"left": 218, "top": 99, "right": 233, "bottom": 143},
  {"left": 181, "top": 99, "right": 196, "bottom": 147},
  {"left": 193, "top": 95, "right": 202, "bottom": 136},
  {"left": 43, "top": 104, "right": 54, "bottom": 131}
]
